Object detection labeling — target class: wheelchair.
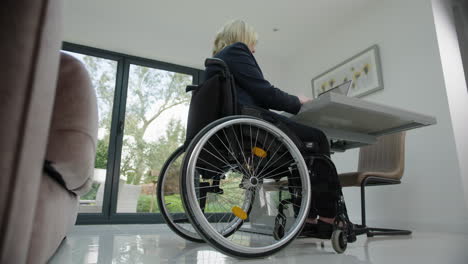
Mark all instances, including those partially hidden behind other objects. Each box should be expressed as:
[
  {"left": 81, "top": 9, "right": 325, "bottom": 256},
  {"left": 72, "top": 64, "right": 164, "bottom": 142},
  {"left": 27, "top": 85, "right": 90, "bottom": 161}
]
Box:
[{"left": 156, "top": 58, "right": 356, "bottom": 258}]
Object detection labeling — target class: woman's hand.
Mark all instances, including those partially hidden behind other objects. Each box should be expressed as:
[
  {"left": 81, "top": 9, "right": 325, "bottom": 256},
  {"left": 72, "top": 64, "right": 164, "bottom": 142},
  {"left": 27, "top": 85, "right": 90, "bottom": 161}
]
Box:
[{"left": 297, "top": 95, "right": 312, "bottom": 105}]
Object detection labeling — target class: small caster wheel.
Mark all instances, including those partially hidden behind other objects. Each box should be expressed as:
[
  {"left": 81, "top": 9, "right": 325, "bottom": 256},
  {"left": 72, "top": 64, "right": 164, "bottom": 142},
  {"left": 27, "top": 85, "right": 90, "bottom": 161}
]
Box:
[
  {"left": 273, "top": 224, "right": 284, "bottom": 240},
  {"left": 273, "top": 213, "right": 286, "bottom": 240},
  {"left": 331, "top": 229, "right": 347, "bottom": 254}
]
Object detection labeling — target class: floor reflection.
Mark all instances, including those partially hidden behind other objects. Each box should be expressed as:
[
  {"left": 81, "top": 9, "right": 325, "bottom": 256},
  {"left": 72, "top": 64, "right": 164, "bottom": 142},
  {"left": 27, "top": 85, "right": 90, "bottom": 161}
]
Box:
[{"left": 49, "top": 224, "right": 468, "bottom": 264}]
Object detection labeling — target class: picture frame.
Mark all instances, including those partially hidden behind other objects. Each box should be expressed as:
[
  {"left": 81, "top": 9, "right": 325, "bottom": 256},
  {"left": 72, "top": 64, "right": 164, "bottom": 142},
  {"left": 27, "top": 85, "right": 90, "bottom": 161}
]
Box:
[{"left": 312, "top": 45, "right": 383, "bottom": 98}]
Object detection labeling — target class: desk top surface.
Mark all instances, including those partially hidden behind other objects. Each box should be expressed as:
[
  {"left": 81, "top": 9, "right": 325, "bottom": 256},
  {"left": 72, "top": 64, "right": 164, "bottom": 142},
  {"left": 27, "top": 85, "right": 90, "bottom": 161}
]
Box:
[{"left": 285, "top": 93, "right": 437, "bottom": 151}]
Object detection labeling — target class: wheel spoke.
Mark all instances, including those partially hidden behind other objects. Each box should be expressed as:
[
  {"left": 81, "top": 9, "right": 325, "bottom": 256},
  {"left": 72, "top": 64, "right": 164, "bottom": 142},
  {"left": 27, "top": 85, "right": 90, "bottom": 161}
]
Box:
[
  {"left": 227, "top": 126, "right": 252, "bottom": 177},
  {"left": 258, "top": 158, "right": 296, "bottom": 180}
]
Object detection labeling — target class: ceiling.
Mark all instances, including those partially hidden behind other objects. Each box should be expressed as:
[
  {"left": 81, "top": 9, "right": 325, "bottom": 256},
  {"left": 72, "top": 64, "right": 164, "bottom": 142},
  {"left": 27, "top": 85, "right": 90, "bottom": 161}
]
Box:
[{"left": 63, "top": 0, "right": 379, "bottom": 69}]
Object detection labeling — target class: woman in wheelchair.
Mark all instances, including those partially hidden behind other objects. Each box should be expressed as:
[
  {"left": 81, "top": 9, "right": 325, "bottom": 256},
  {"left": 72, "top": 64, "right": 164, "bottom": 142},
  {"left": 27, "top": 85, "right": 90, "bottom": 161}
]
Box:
[
  {"left": 158, "top": 19, "right": 356, "bottom": 258},
  {"left": 206, "top": 19, "right": 344, "bottom": 239}
]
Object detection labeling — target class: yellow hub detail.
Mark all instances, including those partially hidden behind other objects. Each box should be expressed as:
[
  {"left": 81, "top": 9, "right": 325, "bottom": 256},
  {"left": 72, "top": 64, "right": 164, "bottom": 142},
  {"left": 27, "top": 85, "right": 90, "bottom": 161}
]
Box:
[
  {"left": 231, "top": 206, "right": 248, "bottom": 220},
  {"left": 252, "top": 147, "right": 267, "bottom": 158}
]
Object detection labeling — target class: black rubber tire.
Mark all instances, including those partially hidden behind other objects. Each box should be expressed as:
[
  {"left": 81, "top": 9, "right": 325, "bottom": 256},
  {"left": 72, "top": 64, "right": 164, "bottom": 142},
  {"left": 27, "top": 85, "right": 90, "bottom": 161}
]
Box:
[
  {"left": 157, "top": 146, "right": 204, "bottom": 243},
  {"left": 181, "top": 116, "right": 308, "bottom": 258}
]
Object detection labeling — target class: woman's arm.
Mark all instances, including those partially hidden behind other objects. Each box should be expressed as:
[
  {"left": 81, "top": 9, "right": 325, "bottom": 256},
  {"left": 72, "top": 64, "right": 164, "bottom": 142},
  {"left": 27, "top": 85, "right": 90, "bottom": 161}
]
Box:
[{"left": 225, "top": 44, "right": 302, "bottom": 114}]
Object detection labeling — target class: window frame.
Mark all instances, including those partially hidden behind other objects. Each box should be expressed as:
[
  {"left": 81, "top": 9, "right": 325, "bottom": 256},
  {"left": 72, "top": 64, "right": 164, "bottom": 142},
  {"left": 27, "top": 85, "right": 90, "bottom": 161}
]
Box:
[{"left": 62, "top": 42, "right": 203, "bottom": 224}]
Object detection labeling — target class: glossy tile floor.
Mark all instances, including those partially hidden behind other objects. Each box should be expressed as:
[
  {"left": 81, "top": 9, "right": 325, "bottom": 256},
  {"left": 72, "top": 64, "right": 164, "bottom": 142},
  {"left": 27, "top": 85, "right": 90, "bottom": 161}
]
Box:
[{"left": 49, "top": 224, "right": 468, "bottom": 264}]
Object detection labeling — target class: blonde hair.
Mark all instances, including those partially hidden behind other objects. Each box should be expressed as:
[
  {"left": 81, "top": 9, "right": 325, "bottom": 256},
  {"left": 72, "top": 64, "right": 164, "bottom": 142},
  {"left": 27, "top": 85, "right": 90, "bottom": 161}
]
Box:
[{"left": 212, "top": 19, "right": 258, "bottom": 56}]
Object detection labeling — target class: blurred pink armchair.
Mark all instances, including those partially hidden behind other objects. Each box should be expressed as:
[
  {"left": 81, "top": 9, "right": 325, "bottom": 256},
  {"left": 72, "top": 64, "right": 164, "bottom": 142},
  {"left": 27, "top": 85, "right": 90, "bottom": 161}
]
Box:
[{"left": 0, "top": 1, "right": 98, "bottom": 263}]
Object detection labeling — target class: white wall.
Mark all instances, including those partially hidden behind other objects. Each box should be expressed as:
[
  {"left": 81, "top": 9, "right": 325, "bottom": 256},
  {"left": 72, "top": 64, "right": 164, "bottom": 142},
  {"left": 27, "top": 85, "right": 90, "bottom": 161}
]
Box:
[
  {"left": 432, "top": 0, "right": 468, "bottom": 213},
  {"left": 281, "top": 0, "right": 468, "bottom": 233},
  {"left": 62, "top": 0, "right": 360, "bottom": 80},
  {"left": 61, "top": 0, "right": 288, "bottom": 85}
]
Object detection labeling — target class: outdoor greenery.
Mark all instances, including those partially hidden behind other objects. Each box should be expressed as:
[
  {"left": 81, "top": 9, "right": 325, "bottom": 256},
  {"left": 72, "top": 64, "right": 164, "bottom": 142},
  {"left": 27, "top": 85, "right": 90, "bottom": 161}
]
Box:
[
  {"left": 84, "top": 54, "right": 191, "bottom": 186},
  {"left": 81, "top": 182, "right": 100, "bottom": 201},
  {"left": 119, "top": 65, "right": 191, "bottom": 186},
  {"left": 76, "top": 53, "right": 192, "bottom": 212},
  {"left": 136, "top": 193, "right": 183, "bottom": 213},
  {"left": 95, "top": 139, "right": 109, "bottom": 170},
  {"left": 136, "top": 194, "right": 160, "bottom": 213},
  {"left": 81, "top": 53, "right": 192, "bottom": 189}
]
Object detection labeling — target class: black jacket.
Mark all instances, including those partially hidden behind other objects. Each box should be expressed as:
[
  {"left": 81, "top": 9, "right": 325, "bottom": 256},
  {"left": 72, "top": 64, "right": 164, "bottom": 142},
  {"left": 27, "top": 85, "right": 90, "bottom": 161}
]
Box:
[{"left": 205, "top": 42, "right": 301, "bottom": 115}]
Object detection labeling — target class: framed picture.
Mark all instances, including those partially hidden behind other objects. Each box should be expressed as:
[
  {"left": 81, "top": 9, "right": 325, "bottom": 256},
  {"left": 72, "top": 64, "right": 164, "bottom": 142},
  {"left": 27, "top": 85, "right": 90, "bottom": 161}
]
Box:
[{"left": 312, "top": 45, "right": 383, "bottom": 98}]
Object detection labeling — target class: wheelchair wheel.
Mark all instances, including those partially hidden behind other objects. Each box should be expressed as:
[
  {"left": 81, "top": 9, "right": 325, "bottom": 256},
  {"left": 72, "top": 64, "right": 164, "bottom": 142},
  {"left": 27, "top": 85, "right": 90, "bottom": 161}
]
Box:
[
  {"left": 157, "top": 146, "right": 243, "bottom": 242},
  {"left": 181, "top": 116, "right": 311, "bottom": 258},
  {"left": 157, "top": 146, "right": 204, "bottom": 243}
]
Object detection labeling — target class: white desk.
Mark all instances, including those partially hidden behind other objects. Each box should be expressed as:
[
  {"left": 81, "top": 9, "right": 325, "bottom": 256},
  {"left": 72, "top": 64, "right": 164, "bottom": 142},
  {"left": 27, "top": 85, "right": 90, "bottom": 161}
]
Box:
[
  {"left": 284, "top": 93, "right": 437, "bottom": 152},
  {"left": 247, "top": 94, "right": 437, "bottom": 231}
]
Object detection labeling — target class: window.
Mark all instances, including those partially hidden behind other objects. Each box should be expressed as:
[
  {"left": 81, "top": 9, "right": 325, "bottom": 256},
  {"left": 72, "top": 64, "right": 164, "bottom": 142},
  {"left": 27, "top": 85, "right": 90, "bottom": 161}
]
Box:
[
  {"left": 62, "top": 51, "right": 118, "bottom": 214},
  {"left": 62, "top": 43, "right": 202, "bottom": 224},
  {"left": 117, "top": 64, "right": 192, "bottom": 213}
]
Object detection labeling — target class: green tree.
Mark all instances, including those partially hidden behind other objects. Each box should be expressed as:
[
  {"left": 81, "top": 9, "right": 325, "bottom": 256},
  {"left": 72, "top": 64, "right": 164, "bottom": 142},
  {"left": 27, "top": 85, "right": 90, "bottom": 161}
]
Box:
[
  {"left": 79, "top": 54, "right": 117, "bottom": 172},
  {"left": 145, "top": 118, "right": 186, "bottom": 182},
  {"left": 119, "top": 66, "right": 191, "bottom": 185},
  {"left": 95, "top": 138, "right": 109, "bottom": 169},
  {"left": 78, "top": 54, "right": 192, "bottom": 213},
  {"left": 83, "top": 55, "right": 116, "bottom": 131},
  {"left": 72, "top": 53, "right": 117, "bottom": 202}
]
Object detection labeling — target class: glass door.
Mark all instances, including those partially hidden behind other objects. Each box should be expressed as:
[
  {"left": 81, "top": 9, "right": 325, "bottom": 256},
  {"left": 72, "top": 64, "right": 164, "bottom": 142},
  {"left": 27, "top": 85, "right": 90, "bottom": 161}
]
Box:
[
  {"left": 64, "top": 42, "right": 201, "bottom": 224},
  {"left": 115, "top": 63, "right": 193, "bottom": 214}
]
